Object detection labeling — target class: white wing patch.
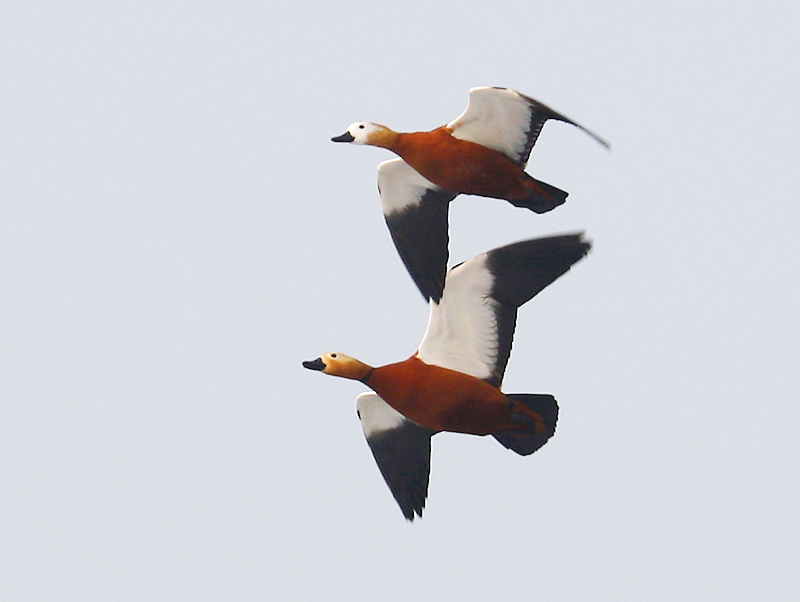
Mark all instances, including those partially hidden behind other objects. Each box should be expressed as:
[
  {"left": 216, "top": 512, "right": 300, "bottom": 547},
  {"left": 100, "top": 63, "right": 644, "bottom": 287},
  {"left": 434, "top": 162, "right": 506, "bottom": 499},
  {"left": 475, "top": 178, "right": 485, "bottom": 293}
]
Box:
[
  {"left": 377, "top": 158, "right": 442, "bottom": 216},
  {"left": 447, "top": 87, "right": 533, "bottom": 163},
  {"left": 416, "top": 253, "right": 498, "bottom": 380},
  {"left": 356, "top": 392, "right": 406, "bottom": 438}
]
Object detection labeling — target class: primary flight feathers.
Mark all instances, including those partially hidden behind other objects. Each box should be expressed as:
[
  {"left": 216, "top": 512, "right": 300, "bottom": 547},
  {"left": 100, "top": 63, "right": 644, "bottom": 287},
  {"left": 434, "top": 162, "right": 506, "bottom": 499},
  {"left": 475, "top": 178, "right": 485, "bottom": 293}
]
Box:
[
  {"left": 333, "top": 86, "right": 607, "bottom": 302},
  {"left": 303, "top": 233, "right": 591, "bottom": 520}
]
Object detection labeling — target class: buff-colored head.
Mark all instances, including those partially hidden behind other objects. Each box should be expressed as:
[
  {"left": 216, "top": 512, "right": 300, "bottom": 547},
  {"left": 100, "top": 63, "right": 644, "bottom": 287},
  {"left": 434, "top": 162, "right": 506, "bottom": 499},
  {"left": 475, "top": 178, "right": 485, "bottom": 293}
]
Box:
[
  {"left": 331, "top": 122, "right": 396, "bottom": 147},
  {"left": 302, "top": 352, "right": 373, "bottom": 382}
]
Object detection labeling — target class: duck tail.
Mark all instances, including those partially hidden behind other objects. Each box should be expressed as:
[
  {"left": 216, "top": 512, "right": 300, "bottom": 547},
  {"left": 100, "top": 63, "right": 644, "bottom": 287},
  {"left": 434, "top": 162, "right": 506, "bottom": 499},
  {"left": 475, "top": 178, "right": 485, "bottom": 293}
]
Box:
[
  {"left": 492, "top": 394, "right": 559, "bottom": 456},
  {"left": 509, "top": 177, "right": 568, "bottom": 214}
]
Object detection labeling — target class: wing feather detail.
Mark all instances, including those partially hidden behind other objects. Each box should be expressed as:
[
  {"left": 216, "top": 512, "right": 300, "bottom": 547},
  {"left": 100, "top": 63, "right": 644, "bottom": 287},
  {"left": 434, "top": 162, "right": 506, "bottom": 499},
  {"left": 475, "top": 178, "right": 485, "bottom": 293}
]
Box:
[
  {"left": 356, "top": 393, "right": 436, "bottom": 521},
  {"left": 448, "top": 87, "right": 609, "bottom": 167},
  {"left": 378, "top": 159, "right": 457, "bottom": 302},
  {"left": 417, "top": 233, "right": 592, "bottom": 386}
]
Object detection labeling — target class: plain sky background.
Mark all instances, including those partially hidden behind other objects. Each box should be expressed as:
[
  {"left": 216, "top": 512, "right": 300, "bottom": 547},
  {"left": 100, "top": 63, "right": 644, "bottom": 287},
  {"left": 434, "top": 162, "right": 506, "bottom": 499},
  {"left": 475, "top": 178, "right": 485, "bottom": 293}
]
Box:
[{"left": 2, "top": 2, "right": 799, "bottom": 600}]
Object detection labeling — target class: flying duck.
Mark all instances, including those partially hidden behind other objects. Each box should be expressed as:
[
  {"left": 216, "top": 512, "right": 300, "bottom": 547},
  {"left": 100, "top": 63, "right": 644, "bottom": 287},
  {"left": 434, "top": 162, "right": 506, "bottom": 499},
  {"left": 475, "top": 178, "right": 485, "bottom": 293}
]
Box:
[
  {"left": 303, "top": 233, "right": 591, "bottom": 520},
  {"left": 332, "top": 86, "right": 607, "bottom": 302}
]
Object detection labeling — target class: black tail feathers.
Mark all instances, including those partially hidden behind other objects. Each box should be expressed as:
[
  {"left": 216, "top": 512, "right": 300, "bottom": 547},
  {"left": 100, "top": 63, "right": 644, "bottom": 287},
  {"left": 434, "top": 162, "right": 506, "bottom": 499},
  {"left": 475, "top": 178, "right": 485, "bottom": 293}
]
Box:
[
  {"left": 492, "top": 394, "right": 559, "bottom": 456},
  {"left": 509, "top": 178, "right": 568, "bottom": 214}
]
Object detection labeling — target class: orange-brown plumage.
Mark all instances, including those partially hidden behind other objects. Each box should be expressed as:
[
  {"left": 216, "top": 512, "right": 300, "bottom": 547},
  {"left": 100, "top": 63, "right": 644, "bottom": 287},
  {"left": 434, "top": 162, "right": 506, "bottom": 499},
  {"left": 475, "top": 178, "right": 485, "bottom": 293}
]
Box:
[
  {"left": 390, "top": 127, "right": 547, "bottom": 202},
  {"left": 365, "top": 356, "right": 546, "bottom": 435}
]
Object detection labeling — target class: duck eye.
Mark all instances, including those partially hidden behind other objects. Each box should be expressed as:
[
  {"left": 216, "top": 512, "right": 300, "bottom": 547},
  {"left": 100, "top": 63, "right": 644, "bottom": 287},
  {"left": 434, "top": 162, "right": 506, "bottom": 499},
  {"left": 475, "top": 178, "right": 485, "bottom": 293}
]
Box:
[
  {"left": 330, "top": 353, "right": 338, "bottom": 358},
  {"left": 358, "top": 124, "right": 365, "bottom": 129}
]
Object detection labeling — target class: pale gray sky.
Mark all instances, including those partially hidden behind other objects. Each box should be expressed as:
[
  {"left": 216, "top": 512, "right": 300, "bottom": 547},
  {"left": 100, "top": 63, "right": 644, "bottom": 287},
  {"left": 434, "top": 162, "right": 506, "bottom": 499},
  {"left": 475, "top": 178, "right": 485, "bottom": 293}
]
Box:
[{"left": 2, "top": 2, "right": 799, "bottom": 600}]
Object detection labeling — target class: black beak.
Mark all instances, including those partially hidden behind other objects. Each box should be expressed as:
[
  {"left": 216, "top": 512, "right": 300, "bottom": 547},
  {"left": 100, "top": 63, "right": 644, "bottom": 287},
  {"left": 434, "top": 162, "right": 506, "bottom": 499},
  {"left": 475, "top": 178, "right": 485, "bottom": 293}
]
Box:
[
  {"left": 302, "top": 357, "right": 326, "bottom": 371},
  {"left": 331, "top": 132, "right": 355, "bottom": 143}
]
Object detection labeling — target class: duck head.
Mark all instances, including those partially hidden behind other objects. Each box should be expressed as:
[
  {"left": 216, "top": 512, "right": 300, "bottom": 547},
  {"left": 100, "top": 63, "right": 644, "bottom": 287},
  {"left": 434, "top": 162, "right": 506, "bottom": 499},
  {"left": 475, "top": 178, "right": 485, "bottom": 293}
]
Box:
[
  {"left": 331, "top": 122, "right": 395, "bottom": 147},
  {"left": 302, "top": 352, "right": 373, "bottom": 382}
]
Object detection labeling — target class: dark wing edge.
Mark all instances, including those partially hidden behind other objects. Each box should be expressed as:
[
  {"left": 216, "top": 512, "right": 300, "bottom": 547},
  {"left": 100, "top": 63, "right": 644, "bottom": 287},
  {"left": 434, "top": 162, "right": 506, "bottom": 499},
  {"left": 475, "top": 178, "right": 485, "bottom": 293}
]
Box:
[
  {"left": 517, "top": 93, "right": 610, "bottom": 167},
  {"left": 485, "top": 232, "right": 592, "bottom": 384},
  {"left": 365, "top": 424, "right": 435, "bottom": 521},
  {"left": 384, "top": 189, "right": 456, "bottom": 303},
  {"left": 356, "top": 393, "right": 437, "bottom": 521}
]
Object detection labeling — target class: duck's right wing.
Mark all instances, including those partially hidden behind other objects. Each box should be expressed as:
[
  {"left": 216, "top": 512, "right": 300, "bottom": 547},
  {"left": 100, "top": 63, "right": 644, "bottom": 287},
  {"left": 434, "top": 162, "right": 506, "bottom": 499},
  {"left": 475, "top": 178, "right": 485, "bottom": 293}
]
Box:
[
  {"left": 356, "top": 392, "right": 436, "bottom": 521},
  {"left": 447, "top": 87, "right": 609, "bottom": 167},
  {"left": 377, "top": 158, "right": 458, "bottom": 304},
  {"left": 416, "top": 233, "right": 591, "bottom": 387}
]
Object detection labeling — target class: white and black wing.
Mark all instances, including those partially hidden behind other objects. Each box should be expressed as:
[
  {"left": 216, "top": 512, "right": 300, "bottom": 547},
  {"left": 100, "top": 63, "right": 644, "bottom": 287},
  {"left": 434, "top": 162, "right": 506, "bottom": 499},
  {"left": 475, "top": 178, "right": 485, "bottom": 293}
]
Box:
[
  {"left": 378, "top": 158, "right": 458, "bottom": 303},
  {"left": 416, "top": 233, "right": 591, "bottom": 387},
  {"left": 447, "top": 87, "right": 609, "bottom": 167},
  {"left": 356, "top": 393, "right": 436, "bottom": 521}
]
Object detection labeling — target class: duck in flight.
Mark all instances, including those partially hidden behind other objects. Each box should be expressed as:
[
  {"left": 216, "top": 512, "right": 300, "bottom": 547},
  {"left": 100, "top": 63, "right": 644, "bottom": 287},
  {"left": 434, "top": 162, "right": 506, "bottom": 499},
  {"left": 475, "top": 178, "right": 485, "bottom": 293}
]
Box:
[
  {"left": 332, "top": 86, "right": 607, "bottom": 303},
  {"left": 303, "top": 233, "right": 591, "bottom": 520}
]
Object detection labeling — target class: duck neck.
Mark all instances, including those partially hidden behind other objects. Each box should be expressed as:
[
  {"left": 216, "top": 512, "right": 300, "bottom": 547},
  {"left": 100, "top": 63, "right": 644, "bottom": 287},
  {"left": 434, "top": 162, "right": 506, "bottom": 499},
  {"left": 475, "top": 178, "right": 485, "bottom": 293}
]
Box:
[
  {"left": 368, "top": 127, "right": 400, "bottom": 150},
  {"left": 359, "top": 366, "right": 374, "bottom": 384}
]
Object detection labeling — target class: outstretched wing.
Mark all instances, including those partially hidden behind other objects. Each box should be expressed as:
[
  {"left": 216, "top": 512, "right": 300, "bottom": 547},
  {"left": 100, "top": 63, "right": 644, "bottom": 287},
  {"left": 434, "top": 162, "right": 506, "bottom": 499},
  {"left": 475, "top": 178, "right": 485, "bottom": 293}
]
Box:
[
  {"left": 447, "top": 87, "right": 609, "bottom": 167},
  {"left": 356, "top": 392, "right": 436, "bottom": 521},
  {"left": 377, "top": 158, "right": 458, "bottom": 303},
  {"left": 416, "top": 233, "right": 591, "bottom": 387}
]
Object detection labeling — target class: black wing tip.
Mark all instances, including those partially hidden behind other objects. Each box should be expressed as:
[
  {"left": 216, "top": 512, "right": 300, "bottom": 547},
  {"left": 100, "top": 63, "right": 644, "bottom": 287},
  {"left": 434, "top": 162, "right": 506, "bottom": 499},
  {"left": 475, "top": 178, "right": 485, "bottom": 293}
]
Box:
[
  {"left": 483, "top": 232, "right": 590, "bottom": 315},
  {"left": 421, "top": 293, "right": 440, "bottom": 304},
  {"left": 514, "top": 91, "right": 610, "bottom": 151},
  {"left": 391, "top": 464, "right": 429, "bottom": 521},
  {"left": 400, "top": 500, "right": 425, "bottom": 521},
  {"left": 418, "top": 281, "right": 443, "bottom": 304},
  {"left": 543, "top": 110, "right": 610, "bottom": 149},
  {"left": 480, "top": 233, "right": 590, "bottom": 384},
  {"left": 482, "top": 87, "right": 608, "bottom": 148},
  {"left": 384, "top": 191, "right": 451, "bottom": 306},
  {"left": 488, "top": 232, "right": 592, "bottom": 267},
  {"left": 365, "top": 424, "right": 434, "bottom": 522},
  {"left": 570, "top": 122, "right": 610, "bottom": 149}
]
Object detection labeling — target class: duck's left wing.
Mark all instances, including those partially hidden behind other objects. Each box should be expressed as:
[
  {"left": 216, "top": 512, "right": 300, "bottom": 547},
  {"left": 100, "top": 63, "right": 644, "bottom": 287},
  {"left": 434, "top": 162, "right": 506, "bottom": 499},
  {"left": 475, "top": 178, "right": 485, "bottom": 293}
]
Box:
[
  {"left": 447, "top": 87, "right": 609, "bottom": 167},
  {"left": 356, "top": 393, "right": 436, "bottom": 521},
  {"left": 416, "top": 233, "right": 591, "bottom": 387},
  {"left": 378, "top": 158, "right": 458, "bottom": 303}
]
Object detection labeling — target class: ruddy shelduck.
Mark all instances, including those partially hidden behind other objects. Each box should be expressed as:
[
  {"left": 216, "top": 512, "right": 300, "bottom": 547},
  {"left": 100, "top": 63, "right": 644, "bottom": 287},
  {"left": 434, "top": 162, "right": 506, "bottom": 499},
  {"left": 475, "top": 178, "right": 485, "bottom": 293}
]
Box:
[
  {"left": 303, "top": 233, "right": 591, "bottom": 520},
  {"left": 332, "top": 86, "right": 607, "bottom": 302}
]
